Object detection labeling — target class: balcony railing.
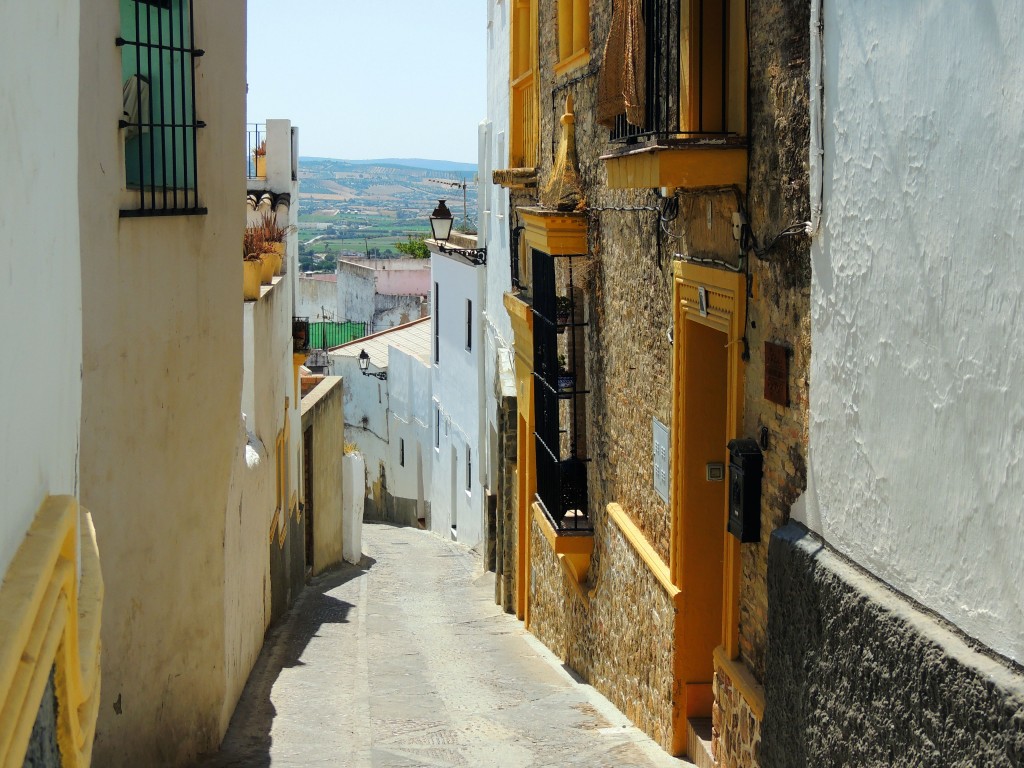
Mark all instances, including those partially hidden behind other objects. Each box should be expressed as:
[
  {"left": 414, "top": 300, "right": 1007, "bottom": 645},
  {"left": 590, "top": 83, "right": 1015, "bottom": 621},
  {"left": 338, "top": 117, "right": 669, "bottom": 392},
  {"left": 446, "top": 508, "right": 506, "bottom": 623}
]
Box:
[{"left": 247, "top": 122, "right": 266, "bottom": 179}]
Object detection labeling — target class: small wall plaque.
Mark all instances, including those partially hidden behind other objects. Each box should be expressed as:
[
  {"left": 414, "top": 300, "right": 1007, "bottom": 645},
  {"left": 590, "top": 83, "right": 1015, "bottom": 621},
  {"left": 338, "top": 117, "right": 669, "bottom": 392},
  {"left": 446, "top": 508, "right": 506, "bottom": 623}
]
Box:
[
  {"left": 764, "top": 342, "right": 790, "bottom": 407},
  {"left": 653, "top": 418, "right": 669, "bottom": 503}
]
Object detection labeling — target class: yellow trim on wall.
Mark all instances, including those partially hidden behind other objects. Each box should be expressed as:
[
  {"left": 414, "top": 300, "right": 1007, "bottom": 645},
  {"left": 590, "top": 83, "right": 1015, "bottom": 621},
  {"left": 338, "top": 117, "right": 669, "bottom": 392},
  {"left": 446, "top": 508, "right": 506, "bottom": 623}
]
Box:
[
  {"left": 713, "top": 645, "right": 765, "bottom": 720},
  {"left": 532, "top": 502, "right": 593, "bottom": 598},
  {"left": 606, "top": 503, "right": 681, "bottom": 606},
  {"left": 519, "top": 208, "right": 589, "bottom": 256},
  {"left": 0, "top": 496, "right": 103, "bottom": 768},
  {"left": 667, "top": 262, "right": 747, "bottom": 754}
]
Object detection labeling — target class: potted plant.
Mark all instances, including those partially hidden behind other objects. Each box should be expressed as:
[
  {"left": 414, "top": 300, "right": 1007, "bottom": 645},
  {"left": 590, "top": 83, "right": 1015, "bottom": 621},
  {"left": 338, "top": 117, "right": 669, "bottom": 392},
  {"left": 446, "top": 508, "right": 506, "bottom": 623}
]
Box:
[
  {"left": 244, "top": 224, "right": 274, "bottom": 285},
  {"left": 555, "top": 295, "right": 572, "bottom": 333},
  {"left": 253, "top": 140, "right": 267, "bottom": 178},
  {"left": 242, "top": 253, "right": 263, "bottom": 300},
  {"left": 259, "top": 211, "right": 295, "bottom": 276},
  {"left": 557, "top": 354, "right": 575, "bottom": 394}
]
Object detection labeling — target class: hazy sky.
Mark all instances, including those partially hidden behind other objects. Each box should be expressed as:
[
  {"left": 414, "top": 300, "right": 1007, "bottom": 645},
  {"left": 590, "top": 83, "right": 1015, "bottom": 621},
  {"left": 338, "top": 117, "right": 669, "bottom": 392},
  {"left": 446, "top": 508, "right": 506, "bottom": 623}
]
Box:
[{"left": 247, "top": 0, "right": 486, "bottom": 163}]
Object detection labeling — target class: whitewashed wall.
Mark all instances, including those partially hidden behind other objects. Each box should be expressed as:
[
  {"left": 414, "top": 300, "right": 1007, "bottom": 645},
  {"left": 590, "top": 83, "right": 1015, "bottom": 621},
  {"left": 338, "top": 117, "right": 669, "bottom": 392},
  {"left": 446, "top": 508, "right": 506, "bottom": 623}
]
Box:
[
  {"left": 296, "top": 277, "right": 338, "bottom": 322},
  {"left": 386, "top": 349, "right": 434, "bottom": 519},
  {"left": 77, "top": 0, "right": 248, "bottom": 762},
  {"left": 481, "top": 0, "right": 514, "bottom": 495},
  {"left": 333, "top": 352, "right": 390, "bottom": 514},
  {"left": 802, "top": 0, "right": 1024, "bottom": 663},
  {"left": 429, "top": 250, "right": 487, "bottom": 546},
  {"left": 337, "top": 260, "right": 376, "bottom": 326},
  {"left": 0, "top": 0, "right": 82, "bottom": 580}
]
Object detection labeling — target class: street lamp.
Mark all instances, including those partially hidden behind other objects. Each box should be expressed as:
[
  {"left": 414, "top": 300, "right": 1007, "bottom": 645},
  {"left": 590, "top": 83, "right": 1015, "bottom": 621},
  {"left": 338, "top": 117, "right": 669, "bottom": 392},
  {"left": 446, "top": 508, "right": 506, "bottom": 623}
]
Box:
[
  {"left": 428, "top": 199, "right": 486, "bottom": 265},
  {"left": 358, "top": 348, "right": 387, "bottom": 380}
]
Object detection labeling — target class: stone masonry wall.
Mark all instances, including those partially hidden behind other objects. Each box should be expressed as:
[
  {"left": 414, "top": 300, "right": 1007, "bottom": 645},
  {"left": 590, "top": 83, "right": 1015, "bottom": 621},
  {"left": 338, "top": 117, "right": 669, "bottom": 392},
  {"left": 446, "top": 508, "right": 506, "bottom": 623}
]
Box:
[
  {"left": 713, "top": 669, "right": 760, "bottom": 768},
  {"left": 516, "top": 0, "right": 810, "bottom": 759},
  {"left": 739, "top": 0, "right": 812, "bottom": 684},
  {"left": 763, "top": 524, "right": 1024, "bottom": 768},
  {"left": 527, "top": 516, "right": 570, "bottom": 655},
  {"left": 587, "top": 506, "right": 676, "bottom": 751}
]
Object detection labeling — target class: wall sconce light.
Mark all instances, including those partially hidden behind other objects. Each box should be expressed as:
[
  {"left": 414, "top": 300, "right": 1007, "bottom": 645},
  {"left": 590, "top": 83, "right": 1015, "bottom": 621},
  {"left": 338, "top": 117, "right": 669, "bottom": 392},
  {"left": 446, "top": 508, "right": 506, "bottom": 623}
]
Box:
[
  {"left": 358, "top": 349, "right": 387, "bottom": 380},
  {"left": 429, "top": 199, "right": 487, "bottom": 265}
]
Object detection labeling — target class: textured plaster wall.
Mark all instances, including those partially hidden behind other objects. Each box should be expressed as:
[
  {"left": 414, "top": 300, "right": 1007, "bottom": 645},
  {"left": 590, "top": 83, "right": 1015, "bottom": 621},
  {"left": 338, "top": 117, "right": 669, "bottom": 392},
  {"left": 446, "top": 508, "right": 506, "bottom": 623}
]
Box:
[
  {"left": 385, "top": 349, "right": 434, "bottom": 522},
  {"left": 0, "top": 0, "right": 82, "bottom": 580},
  {"left": 337, "top": 261, "right": 376, "bottom": 325},
  {"left": 77, "top": 0, "right": 248, "bottom": 763},
  {"left": 334, "top": 353, "right": 391, "bottom": 517},
  {"left": 301, "top": 377, "right": 345, "bottom": 574},
  {"left": 804, "top": 0, "right": 1024, "bottom": 662},
  {"left": 430, "top": 249, "right": 486, "bottom": 547},
  {"left": 763, "top": 524, "right": 1024, "bottom": 768},
  {"left": 295, "top": 276, "right": 338, "bottom": 322}
]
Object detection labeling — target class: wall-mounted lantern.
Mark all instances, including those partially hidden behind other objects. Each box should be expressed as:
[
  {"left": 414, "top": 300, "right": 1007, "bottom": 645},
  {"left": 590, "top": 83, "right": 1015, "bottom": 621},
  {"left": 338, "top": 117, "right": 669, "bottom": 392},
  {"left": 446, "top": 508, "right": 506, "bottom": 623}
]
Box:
[
  {"left": 429, "top": 199, "right": 486, "bottom": 265},
  {"left": 358, "top": 349, "right": 387, "bottom": 381}
]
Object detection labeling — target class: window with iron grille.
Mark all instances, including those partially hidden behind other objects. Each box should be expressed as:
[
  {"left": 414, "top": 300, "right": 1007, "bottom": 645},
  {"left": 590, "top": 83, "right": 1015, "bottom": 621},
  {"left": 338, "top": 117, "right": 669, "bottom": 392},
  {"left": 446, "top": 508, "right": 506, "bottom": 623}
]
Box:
[
  {"left": 607, "top": 0, "right": 747, "bottom": 143},
  {"left": 531, "top": 248, "right": 592, "bottom": 532},
  {"left": 118, "top": 0, "right": 206, "bottom": 216}
]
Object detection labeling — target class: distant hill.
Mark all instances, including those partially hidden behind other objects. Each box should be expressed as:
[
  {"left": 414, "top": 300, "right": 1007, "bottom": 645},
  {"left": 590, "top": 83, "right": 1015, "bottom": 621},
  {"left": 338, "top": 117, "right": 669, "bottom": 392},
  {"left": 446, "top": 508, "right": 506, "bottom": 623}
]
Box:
[{"left": 301, "top": 157, "right": 477, "bottom": 174}]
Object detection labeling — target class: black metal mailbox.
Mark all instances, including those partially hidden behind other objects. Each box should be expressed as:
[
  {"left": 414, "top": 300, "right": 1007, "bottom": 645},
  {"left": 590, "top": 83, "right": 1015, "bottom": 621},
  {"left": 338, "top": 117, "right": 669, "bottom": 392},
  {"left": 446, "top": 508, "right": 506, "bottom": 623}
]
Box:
[{"left": 727, "top": 438, "right": 763, "bottom": 543}]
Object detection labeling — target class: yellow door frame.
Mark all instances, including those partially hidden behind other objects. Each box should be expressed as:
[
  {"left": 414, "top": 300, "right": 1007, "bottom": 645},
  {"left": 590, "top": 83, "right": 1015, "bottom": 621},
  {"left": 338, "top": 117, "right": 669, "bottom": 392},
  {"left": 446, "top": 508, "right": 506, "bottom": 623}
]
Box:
[{"left": 669, "top": 261, "right": 747, "bottom": 754}]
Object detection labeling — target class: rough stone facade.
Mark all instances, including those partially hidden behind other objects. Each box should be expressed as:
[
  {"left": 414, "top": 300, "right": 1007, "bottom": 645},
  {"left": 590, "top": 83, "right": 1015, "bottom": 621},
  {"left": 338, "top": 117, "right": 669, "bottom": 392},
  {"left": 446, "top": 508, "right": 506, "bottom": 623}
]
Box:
[
  {"left": 508, "top": 0, "right": 810, "bottom": 760},
  {"left": 763, "top": 523, "right": 1024, "bottom": 768},
  {"left": 584, "top": 508, "right": 675, "bottom": 749},
  {"left": 740, "top": 0, "right": 812, "bottom": 686},
  {"left": 713, "top": 671, "right": 760, "bottom": 768},
  {"left": 494, "top": 391, "right": 518, "bottom": 613}
]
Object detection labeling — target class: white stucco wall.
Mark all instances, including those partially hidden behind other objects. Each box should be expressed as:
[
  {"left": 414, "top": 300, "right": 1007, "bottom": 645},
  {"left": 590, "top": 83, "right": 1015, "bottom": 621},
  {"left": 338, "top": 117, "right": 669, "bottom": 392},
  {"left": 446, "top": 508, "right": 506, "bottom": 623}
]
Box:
[
  {"left": 0, "top": 0, "right": 82, "bottom": 581},
  {"left": 803, "top": 1, "right": 1024, "bottom": 663},
  {"left": 296, "top": 276, "right": 338, "bottom": 321},
  {"left": 429, "top": 249, "right": 487, "bottom": 547},
  {"left": 77, "top": 1, "right": 248, "bottom": 763},
  {"left": 481, "top": 0, "right": 513, "bottom": 494},
  {"left": 337, "top": 260, "right": 377, "bottom": 326},
  {"left": 387, "top": 348, "right": 435, "bottom": 517},
  {"left": 333, "top": 352, "right": 391, "bottom": 514}
]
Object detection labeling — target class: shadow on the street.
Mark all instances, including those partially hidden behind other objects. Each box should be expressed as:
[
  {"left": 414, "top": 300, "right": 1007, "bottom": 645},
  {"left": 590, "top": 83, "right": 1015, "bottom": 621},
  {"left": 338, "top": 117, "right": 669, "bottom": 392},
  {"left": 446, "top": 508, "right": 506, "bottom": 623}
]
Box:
[{"left": 189, "top": 556, "right": 375, "bottom": 767}]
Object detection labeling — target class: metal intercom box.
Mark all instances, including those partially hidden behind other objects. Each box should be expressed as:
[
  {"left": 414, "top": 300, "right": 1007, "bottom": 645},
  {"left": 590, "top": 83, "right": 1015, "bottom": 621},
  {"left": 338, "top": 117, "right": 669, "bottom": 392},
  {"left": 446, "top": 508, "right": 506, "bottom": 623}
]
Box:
[{"left": 727, "top": 438, "right": 763, "bottom": 543}]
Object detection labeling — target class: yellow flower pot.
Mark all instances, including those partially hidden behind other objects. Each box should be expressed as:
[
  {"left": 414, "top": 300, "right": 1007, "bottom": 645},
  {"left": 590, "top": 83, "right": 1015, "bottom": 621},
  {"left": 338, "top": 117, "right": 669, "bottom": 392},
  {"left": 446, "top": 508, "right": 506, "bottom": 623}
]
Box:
[
  {"left": 243, "top": 258, "right": 262, "bottom": 300},
  {"left": 270, "top": 241, "right": 286, "bottom": 275},
  {"left": 259, "top": 252, "right": 275, "bottom": 284},
  {"left": 254, "top": 154, "right": 266, "bottom": 178}
]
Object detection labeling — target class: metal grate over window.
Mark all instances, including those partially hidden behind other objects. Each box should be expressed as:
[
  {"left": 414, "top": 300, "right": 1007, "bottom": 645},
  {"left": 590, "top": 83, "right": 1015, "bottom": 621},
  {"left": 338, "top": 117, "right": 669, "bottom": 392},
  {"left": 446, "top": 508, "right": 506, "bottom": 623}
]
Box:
[
  {"left": 532, "top": 248, "right": 592, "bottom": 532},
  {"left": 117, "top": 0, "right": 206, "bottom": 216}
]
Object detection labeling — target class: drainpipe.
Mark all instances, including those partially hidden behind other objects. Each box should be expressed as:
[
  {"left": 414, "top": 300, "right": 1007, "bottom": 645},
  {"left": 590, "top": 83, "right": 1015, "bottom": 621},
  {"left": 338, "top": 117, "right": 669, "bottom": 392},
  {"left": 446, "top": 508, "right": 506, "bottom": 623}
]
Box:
[{"left": 807, "top": 0, "right": 824, "bottom": 237}]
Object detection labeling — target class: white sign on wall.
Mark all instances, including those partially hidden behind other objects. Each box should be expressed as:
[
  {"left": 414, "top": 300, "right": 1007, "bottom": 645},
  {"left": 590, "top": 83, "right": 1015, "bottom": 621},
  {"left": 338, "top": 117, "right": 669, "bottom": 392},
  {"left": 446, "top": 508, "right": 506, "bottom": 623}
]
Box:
[{"left": 653, "top": 418, "right": 669, "bottom": 503}]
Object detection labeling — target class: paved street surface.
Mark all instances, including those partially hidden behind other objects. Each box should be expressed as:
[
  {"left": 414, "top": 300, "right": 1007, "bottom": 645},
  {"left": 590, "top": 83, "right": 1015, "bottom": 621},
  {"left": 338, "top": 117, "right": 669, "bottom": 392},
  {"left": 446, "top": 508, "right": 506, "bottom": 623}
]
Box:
[{"left": 195, "top": 522, "right": 693, "bottom": 767}]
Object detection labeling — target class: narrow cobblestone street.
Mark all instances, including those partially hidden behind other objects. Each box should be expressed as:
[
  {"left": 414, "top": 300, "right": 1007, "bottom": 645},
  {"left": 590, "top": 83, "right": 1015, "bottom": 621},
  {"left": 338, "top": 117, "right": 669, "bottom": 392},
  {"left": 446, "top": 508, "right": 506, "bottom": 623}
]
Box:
[{"left": 194, "top": 522, "right": 692, "bottom": 767}]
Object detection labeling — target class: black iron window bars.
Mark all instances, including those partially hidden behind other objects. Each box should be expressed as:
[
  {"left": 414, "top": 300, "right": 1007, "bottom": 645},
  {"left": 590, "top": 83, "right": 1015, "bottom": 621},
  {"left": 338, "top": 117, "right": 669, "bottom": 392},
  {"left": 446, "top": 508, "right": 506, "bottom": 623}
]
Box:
[
  {"left": 118, "top": 0, "right": 206, "bottom": 216},
  {"left": 610, "top": 0, "right": 738, "bottom": 143},
  {"left": 532, "top": 249, "right": 592, "bottom": 533}
]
